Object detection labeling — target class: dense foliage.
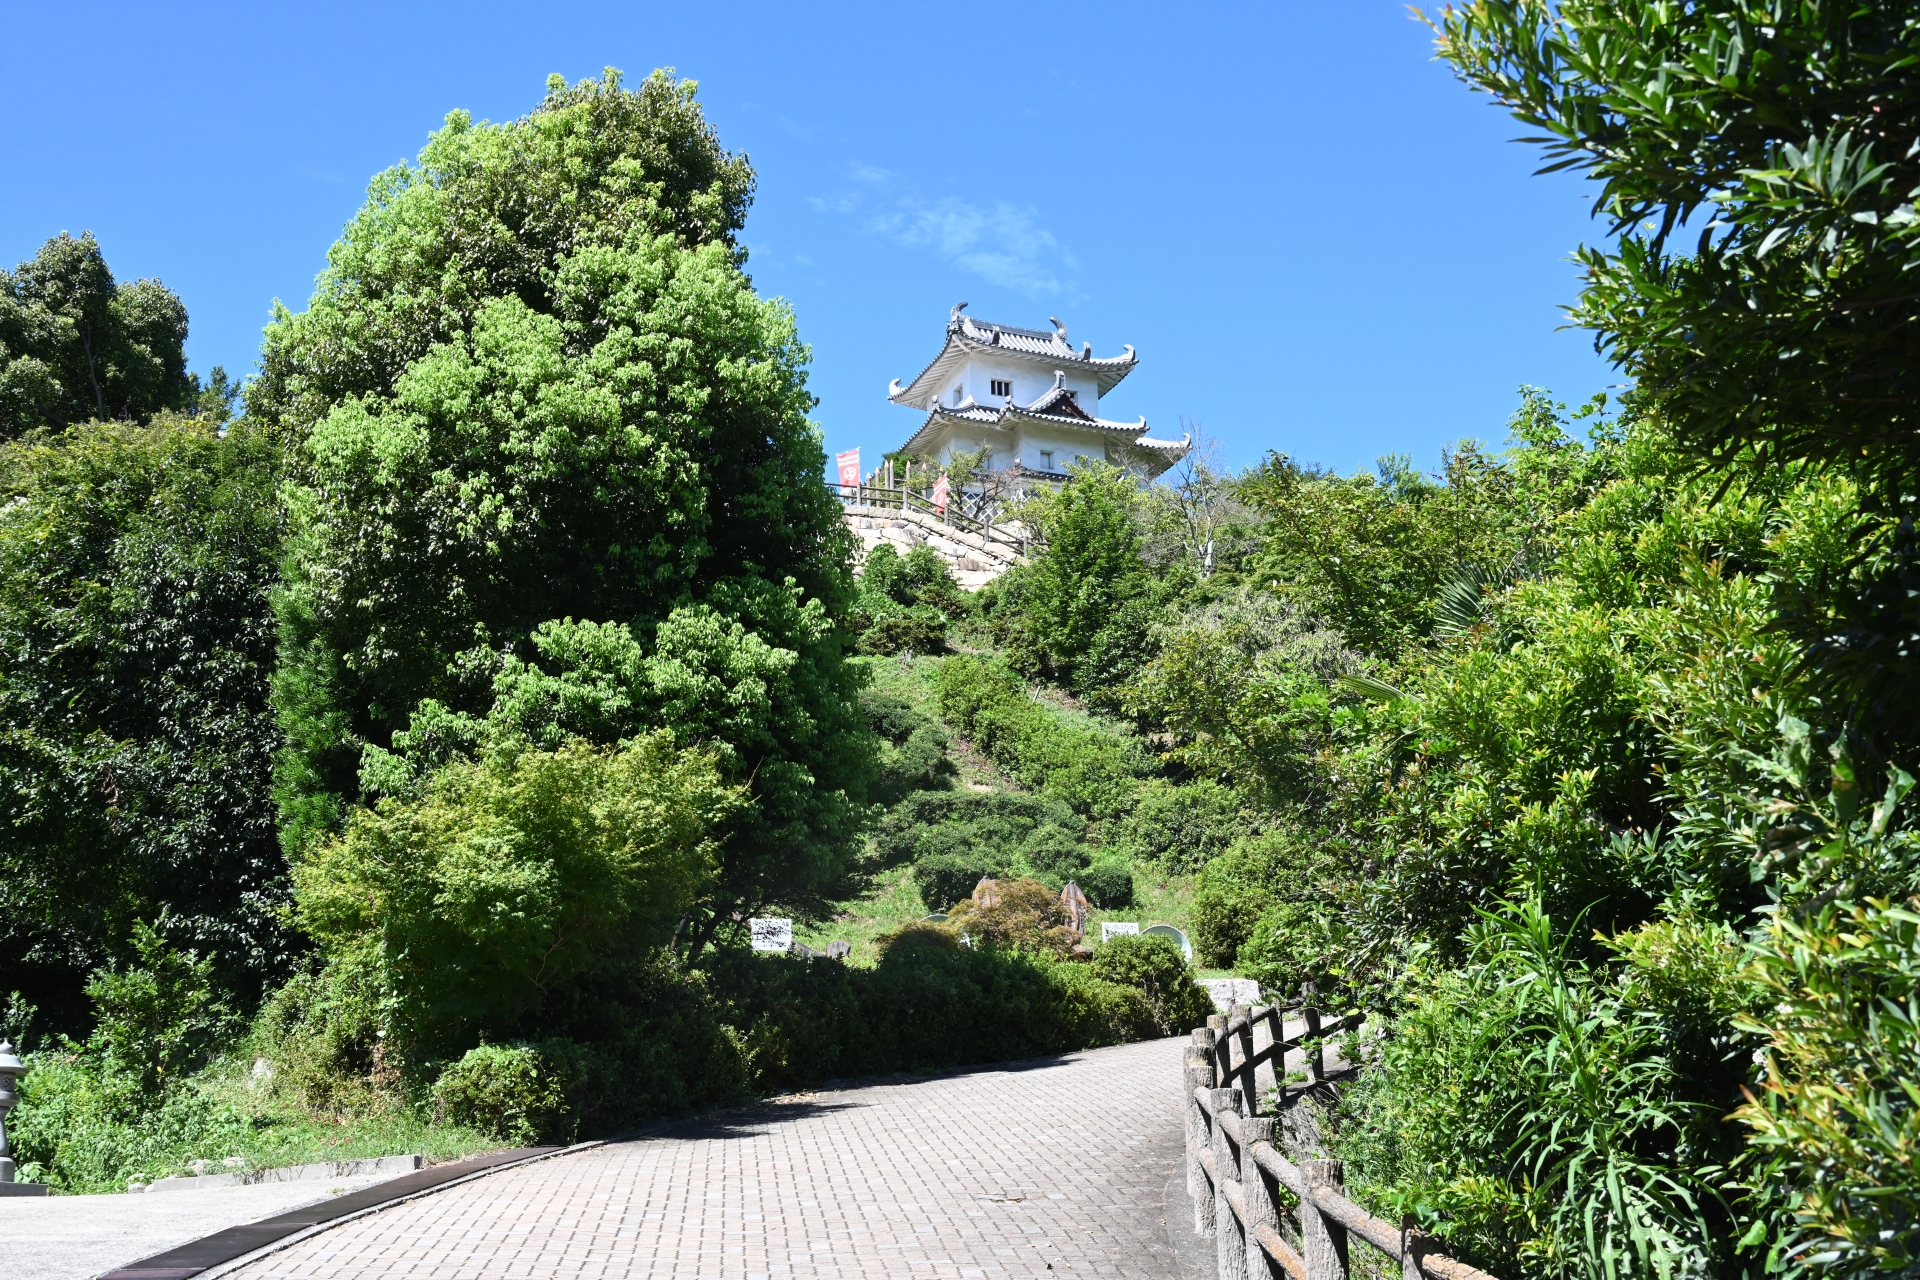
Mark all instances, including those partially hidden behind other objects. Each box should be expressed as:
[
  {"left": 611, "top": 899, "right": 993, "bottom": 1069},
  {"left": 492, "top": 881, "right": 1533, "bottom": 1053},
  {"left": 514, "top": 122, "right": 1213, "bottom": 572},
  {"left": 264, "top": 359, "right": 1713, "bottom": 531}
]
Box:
[
  {"left": 294, "top": 732, "right": 739, "bottom": 1054},
  {"left": 0, "top": 418, "right": 289, "bottom": 1029},
  {"left": 0, "top": 68, "right": 1225, "bottom": 1203},
  {"left": 853, "top": 542, "right": 968, "bottom": 655},
  {"left": 0, "top": 234, "right": 192, "bottom": 436},
  {"left": 257, "top": 69, "right": 869, "bottom": 946},
  {"left": 1433, "top": 2, "right": 1920, "bottom": 490}
]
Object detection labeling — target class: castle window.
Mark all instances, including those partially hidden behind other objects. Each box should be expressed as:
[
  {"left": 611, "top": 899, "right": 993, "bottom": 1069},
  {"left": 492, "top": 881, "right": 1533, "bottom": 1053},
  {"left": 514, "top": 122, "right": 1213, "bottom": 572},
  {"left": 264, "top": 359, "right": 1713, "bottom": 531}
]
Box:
[
  {"left": 991, "top": 379, "right": 1011, "bottom": 398},
  {"left": 952, "top": 385, "right": 963, "bottom": 405},
  {"left": 1039, "top": 450, "right": 1054, "bottom": 470}
]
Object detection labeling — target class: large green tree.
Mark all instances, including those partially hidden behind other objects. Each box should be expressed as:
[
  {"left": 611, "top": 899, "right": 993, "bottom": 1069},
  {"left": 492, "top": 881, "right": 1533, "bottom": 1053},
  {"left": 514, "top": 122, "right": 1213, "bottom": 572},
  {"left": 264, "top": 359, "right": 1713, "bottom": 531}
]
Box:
[
  {"left": 1433, "top": 1, "right": 1920, "bottom": 485},
  {"left": 0, "top": 233, "right": 191, "bottom": 436},
  {"left": 1432, "top": 1, "right": 1920, "bottom": 735},
  {"left": 0, "top": 419, "right": 291, "bottom": 1030},
  {"left": 259, "top": 69, "right": 869, "bottom": 945}
]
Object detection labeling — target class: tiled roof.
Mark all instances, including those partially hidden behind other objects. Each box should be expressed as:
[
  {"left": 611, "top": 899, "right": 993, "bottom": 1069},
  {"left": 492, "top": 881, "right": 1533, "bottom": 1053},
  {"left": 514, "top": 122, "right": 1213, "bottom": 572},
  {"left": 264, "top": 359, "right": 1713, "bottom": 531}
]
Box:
[
  {"left": 889, "top": 303, "right": 1138, "bottom": 405},
  {"left": 900, "top": 400, "right": 1190, "bottom": 456}
]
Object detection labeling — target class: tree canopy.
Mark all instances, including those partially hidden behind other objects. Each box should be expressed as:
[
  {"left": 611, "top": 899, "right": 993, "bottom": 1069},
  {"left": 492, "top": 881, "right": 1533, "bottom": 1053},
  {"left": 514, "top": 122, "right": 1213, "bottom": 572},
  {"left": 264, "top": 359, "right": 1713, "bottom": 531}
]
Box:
[
  {"left": 1432, "top": 1, "right": 1920, "bottom": 488},
  {"left": 259, "top": 69, "right": 869, "bottom": 943},
  {"left": 0, "top": 233, "right": 191, "bottom": 437},
  {"left": 0, "top": 419, "right": 290, "bottom": 1028}
]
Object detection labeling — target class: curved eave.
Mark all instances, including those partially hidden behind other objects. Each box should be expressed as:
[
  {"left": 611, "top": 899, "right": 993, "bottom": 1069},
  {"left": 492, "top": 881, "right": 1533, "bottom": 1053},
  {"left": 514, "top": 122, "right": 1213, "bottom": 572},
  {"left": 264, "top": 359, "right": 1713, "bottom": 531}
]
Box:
[
  {"left": 900, "top": 403, "right": 1183, "bottom": 455},
  {"left": 889, "top": 334, "right": 1138, "bottom": 406}
]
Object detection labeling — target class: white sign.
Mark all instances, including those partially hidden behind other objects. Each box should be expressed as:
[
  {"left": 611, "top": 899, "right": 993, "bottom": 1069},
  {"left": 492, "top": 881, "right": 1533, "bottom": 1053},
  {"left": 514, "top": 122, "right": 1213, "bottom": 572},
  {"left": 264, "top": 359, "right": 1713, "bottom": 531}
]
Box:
[
  {"left": 1101, "top": 922, "right": 1140, "bottom": 942},
  {"left": 1202, "top": 978, "right": 1262, "bottom": 1014},
  {"left": 749, "top": 918, "right": 793, "bottom": 952}
]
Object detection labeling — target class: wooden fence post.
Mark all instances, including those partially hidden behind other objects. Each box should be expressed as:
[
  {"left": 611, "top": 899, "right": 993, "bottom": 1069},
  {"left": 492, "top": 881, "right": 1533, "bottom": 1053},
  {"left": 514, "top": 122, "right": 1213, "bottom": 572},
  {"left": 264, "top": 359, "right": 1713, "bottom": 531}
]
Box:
[
  {"left": 1209, "top": 1088, "right": 1245, "bottom": 1280},
  {"left": 1190, "top": 1030, "right": 1218, "bottom": 1238},
  {"left": 1236, "top": 1006, "right": 1260, "bottom": 1116},
  {"left": 1185, "top": 1047, "right": 1214, "bottom": 1202},
  {"left": 1301, "top": 984, "right": 1324, "bottom": 1085},
  {"left": 1241, "top": 1114, "right": 1281, "bottom": 1280},
  {"left": 1301, "top": 1159, "right": 1349, "bottom": 1280}
]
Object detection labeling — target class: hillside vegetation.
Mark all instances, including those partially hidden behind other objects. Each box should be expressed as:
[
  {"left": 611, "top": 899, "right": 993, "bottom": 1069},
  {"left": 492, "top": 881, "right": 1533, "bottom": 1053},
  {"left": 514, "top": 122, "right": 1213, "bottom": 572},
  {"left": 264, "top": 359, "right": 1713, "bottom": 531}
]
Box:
[{"left": 3, "top": 8, "right": 1920, "bottom": 1278}]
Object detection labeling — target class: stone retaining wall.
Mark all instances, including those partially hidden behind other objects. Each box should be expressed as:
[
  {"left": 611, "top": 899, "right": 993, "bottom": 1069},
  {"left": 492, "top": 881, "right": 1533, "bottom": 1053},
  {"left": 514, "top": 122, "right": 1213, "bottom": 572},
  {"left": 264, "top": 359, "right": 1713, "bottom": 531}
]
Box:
[{"left": 841, "top": 504, "right": 1026, "bottom": 588}]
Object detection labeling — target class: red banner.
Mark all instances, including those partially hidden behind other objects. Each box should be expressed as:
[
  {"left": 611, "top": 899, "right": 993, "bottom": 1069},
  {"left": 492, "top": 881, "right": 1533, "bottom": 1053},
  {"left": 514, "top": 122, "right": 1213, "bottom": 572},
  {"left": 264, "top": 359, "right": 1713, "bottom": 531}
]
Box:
[
  {"left": 835, "top": 448, "right": 860, "bottom": 491},
  {"left": 932, "top": 473, "right": 950, "bottom": 514}
]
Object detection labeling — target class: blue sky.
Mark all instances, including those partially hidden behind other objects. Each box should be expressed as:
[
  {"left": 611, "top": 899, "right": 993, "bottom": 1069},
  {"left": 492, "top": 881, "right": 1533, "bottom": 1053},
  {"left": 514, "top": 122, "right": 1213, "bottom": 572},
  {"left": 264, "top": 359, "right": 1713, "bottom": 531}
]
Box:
[{"left": 1, "top": 2, "right": 1617, "bottom": 477}]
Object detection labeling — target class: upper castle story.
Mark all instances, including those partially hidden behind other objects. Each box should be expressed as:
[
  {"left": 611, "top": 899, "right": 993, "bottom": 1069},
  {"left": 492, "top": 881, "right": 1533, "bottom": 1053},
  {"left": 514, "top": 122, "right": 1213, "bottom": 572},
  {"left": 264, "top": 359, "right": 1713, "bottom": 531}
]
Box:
[{"left": 886, "top": 303, "right": 1189, "bottom": 480}]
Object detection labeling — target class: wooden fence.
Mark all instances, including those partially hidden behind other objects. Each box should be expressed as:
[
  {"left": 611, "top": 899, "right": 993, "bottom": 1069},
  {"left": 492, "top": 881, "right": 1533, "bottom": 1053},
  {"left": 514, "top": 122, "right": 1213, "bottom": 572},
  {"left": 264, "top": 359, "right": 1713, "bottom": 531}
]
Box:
[
  {"left": 1184, "top": 1000, "right": 1498, "bottom": 1280},
  {"left": 830, "top": 476, "right": 1032, "bottom": 559}
]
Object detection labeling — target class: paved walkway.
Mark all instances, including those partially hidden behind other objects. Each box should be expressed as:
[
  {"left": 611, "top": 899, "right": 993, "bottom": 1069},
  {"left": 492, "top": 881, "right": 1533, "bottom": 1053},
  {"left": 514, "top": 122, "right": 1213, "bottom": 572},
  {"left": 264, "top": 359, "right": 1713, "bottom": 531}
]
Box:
[
  {"left": 224, "top": 1035, "right": 1191, "bottom": 1280},
  {"left": 0, "top": 1172, "right": 404, "bottom": 1280}
]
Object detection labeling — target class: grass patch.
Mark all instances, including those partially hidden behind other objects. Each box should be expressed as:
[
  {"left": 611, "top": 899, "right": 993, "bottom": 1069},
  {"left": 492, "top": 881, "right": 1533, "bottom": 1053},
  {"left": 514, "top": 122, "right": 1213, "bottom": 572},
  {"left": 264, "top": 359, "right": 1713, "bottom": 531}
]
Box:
[{"left": 14, "top": 1051, "right": 500, "bottom": 1194}]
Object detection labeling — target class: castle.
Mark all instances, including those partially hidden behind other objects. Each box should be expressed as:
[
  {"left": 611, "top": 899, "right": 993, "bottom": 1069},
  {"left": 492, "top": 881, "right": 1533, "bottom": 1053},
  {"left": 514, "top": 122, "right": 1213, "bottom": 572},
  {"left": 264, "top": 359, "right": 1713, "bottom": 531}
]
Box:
[{"left": 886, "top": 303, "right": 1189, "bottom": 482}]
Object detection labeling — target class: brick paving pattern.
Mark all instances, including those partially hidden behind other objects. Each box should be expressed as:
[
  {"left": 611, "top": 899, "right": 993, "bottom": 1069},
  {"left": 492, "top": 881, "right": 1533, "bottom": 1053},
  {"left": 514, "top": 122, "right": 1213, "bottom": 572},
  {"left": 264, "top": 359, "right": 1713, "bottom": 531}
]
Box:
[{"left": 226, "top": 1035, "right": 1190, "bottom": 1280}]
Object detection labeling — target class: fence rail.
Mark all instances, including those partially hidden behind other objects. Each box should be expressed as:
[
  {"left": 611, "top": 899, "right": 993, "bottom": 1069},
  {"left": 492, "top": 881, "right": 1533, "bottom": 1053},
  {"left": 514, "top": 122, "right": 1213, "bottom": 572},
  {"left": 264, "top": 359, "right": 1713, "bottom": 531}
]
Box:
[
  {"left": 1184, "top": 1004, "right": 1497, "bottom": 1280},
  {"left": 831, "top": 479, "right": 1032, "bottom": 559}
]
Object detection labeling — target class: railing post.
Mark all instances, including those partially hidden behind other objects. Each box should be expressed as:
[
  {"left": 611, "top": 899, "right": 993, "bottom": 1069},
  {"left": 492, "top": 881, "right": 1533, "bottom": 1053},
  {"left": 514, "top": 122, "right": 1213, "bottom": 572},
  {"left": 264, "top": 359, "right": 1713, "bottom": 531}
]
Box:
[
  {"left": 1190, "top": 1030, "right": 1218, "bottom": 1238},
  {"left": 1209, "top": 1012, "right": 1229, "bottom": 1087},
  {"left": 1209, "top": 1088, "right": 1245, "bottom": 1280},
  {"left": 1302, "top": 983, "right": 1324, "bottom": 1085},
  {"left": 1185, "top": 1039, "right": 1215, "bottom": 1202},
  {"left": 1400, "top": 1216, "right": 1427, "bottom": 1280},
  {"left": 1241, "top": 1114, "right": 1280, "bottom": 1279},
  {"left": 1301, "top": 1160, "right": 1349, "bottom": 1280},
  {"left": 1236, "top": 1006, "right": 1260, "bottom": 1116}
]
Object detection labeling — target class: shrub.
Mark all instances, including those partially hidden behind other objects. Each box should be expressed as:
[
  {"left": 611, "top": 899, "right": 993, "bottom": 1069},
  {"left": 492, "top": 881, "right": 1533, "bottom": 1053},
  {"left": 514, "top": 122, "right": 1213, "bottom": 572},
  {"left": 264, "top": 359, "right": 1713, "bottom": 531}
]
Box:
[
  {"left": 430, "top": 1042, "right": 577, "bottom": 1146},
  {"left": 1189, "top": 829, "right": 1347, "bottom": 969},
  {"left": 294, "top": 732, "right": 738, "bottom": 1052},
  {"left": 873, "top": 790, "right": 1081, "bottom": 867},
  {"left": 1090, "top": 934, "right": 1212, "bottom": 1034},
  {"left": 248, "top": 963, "right": 389, "bottom": 1113},
  {"left": 872, "top": 920, "right": 964, "bottom": 959},
  {"left": 1076, "top": 860, "right": 1135, "bottom": 910},
  {"left": 1237, "top": 900, "right": 1342, "bottom": 1000},
  {"left": 858, "top": 610, "right": 947, "bottom": 656},
  {"left": 935, "top": 655, "right": 1150, "bottom": 817},
  {"left": 1190, "top": 863, "right": 1276, "bottom": 969},
  {"left": 862, "top": 691, "right": 954, "bottom": 806},
  {"left": 83, "top": 921, "right": 236, "bottom": 1102},
  {"left": 1330, "top": 900, "right": 1733, "bottom": 1280},
  {"left": 1018, "top": 825, "right": 1091, "bottom": 885},
  {"left": 945, "top": 878, "right": 1080, "bottom": 956},
  {"left": 697, "top": 937, "right": 1152, "bottom": 1094},
  {"left": 8, "top": 1053, "right": 253, "bottom": 1193},
  {"left": 1113, "top": 779, "right": 1249, "bottom": 873},
  {"left": 1736, "top": 897, "right": 1920, "bottom": 1278},
  {"left": 913, "top": 853, "right": 1008, "bottom": 914}
]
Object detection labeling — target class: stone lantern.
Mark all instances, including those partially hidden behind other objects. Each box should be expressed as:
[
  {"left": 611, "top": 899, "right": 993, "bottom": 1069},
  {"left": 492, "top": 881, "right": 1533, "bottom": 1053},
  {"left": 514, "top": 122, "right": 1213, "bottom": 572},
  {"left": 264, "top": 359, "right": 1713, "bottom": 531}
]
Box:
[{"left": 0, "top": 1040, "right": 23, "bottom": 1183}]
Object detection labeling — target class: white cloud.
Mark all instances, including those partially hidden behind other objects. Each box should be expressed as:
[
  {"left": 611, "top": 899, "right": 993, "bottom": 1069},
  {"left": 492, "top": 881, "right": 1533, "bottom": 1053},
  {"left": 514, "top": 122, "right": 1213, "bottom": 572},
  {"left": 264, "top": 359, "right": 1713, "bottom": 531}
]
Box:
[
  {"left": 878, "top": 198, "right": 1076, "bottom": 298},
  {"left": 806, "top": 163, "right": 1077, "bottom": 299}
]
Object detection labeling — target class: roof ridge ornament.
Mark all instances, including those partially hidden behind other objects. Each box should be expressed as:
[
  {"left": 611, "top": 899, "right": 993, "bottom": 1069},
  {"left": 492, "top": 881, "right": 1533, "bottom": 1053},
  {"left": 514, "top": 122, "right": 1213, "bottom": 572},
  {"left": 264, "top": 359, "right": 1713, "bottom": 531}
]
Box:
[
  {"left": 1052, "top": 370, "right": 1067, "bottom": 391},
  {"left": 950, "top": 301, "right": 969, "bottom": 325},
  {"left": 1048, "top": 316, "right": 1069, "bottom": 344}
]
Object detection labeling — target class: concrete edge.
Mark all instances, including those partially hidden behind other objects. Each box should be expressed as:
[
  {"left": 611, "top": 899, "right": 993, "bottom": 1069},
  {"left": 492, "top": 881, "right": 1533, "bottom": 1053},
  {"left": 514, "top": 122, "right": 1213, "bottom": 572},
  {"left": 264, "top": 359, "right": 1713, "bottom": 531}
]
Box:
[
  {"left": 161, "top": 1142, "right": 608, "bottom": 1280},
  {"left": 142, "top": 1153, "right": 423, "bottom": 1194}
]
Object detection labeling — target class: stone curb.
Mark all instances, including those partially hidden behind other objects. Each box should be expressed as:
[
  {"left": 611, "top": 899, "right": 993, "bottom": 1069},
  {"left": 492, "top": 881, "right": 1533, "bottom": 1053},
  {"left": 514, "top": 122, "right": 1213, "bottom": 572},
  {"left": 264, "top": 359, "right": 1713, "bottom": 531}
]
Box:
[
  {"left": 98, "top": 1144, "right": 592, "bottom": 1280},
  {"left": 137, "top": 1154, "right": 424, "bottom": 1194}
]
